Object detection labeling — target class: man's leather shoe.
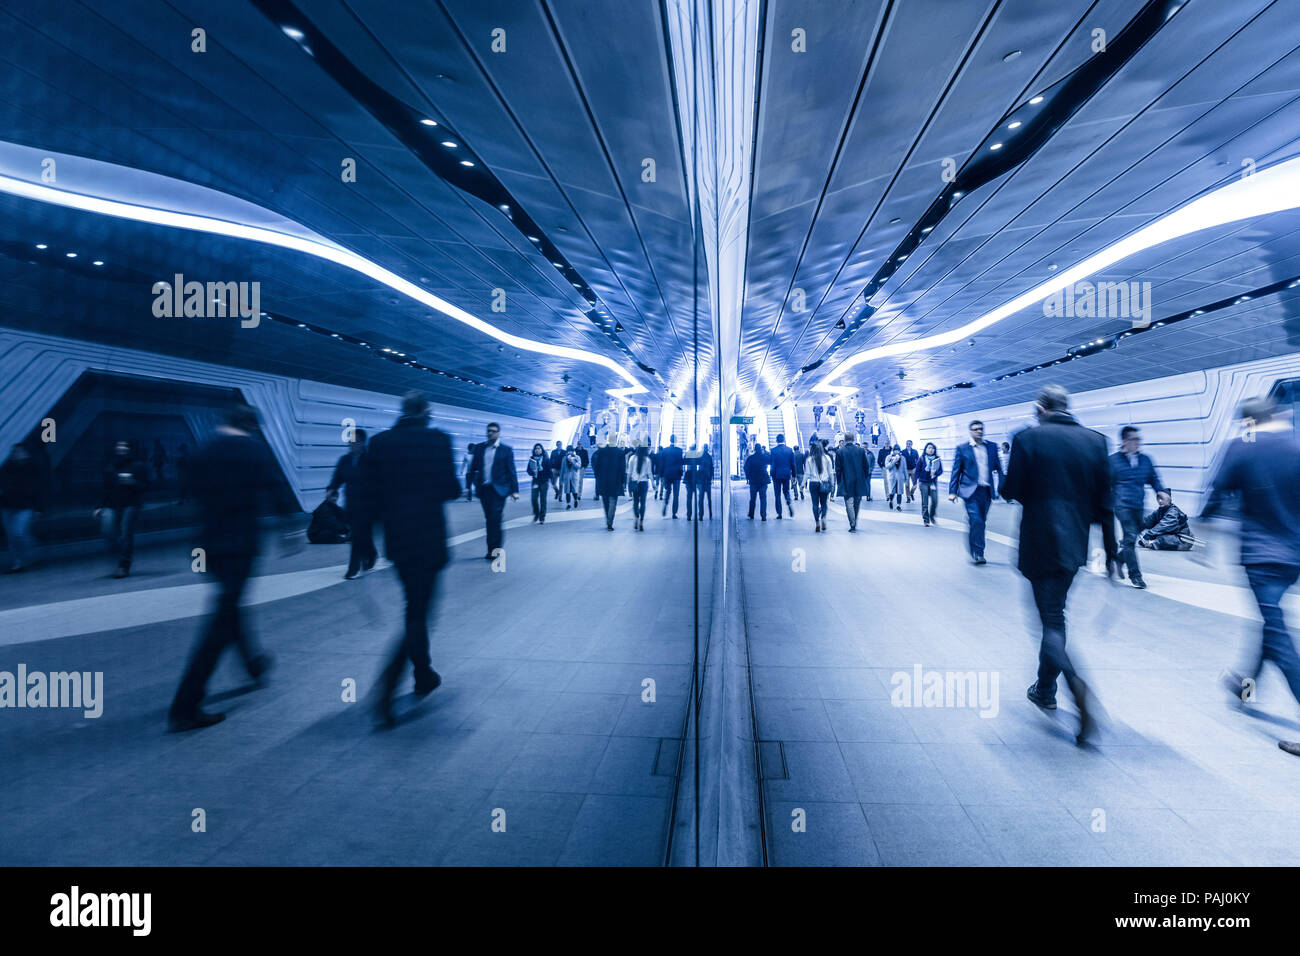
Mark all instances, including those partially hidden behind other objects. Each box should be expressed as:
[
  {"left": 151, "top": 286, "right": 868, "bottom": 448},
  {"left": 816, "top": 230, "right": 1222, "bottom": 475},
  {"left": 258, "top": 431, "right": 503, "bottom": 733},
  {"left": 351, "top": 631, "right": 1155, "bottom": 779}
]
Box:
[
  {"left": 1279, "top": 740, "right": 1300, "bottom": 757},
  {"left": 414, "top": 671, "right": 442, "bottom": 696},
  {"left": 1130, "top": 575, "right": 1147, "bottom": 590}
]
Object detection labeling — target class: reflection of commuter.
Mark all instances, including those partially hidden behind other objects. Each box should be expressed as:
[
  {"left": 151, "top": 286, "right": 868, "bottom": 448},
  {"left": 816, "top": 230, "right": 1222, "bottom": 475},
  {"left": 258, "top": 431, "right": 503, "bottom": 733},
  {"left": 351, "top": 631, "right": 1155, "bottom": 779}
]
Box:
[
  {"left": 96, "top": 440, "right": 149, "bottom": 579},
  {"left": 1, "top": 444, "right": 47, "bottom": 572},
  {"left": 1000, "top": 386, "right": 1117, "bottom": 747},
  {"left": 745, "top": 444, "right": 770, "bottom": 520},
  {"left": 363, "top": 391, "right": 461, "bottom": 727},
  {"left": 169, "top": 405, "right": 279, "bottom": 732}
]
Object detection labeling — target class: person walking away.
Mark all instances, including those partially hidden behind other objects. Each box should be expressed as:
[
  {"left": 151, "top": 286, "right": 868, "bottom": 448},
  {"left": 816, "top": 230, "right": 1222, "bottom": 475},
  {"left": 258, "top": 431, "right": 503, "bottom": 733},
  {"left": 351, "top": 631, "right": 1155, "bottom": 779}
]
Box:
[
  {"left": 361, "top": 391, "right": 461, "bottom": 728},
  {"left": 628, "top": 442, "right": 653, "bottom": 530},
  {"left": 793, "top": 444, "right": 807, "bottom": 500},
  {"left": 1202, "top": 396, "right": 1300, "bottom": 750},
  {"left": 683, "top": 444, "right": 700, "bottom": 520},
  {"left": 660, "top": 436, "right": 685, "bottom": 517},
  {"left": 948, "top": 420, "right": 1003, "bottom": 565},
  {"left": 151, "top": 438, "right": 167, "bottom": 485},
  {"left": 745, "top": 444, "right": 770, "bottom": 520},
  {"left": 168, "top": 404, "right": 285, "bottom": 731},
  {"left": 469, "top": 422, "right": 519, "bottom": 561},
  {"left": 696, "top": 444, "right": 715, "bottom": 519},
  {"left": 836, "top": 433, "right": 870, "bottom": 532},
  {"left": 527, "top": 443, "right": 551, "bottom": 524},
  {"left": 460, "top": 443, "right": 476, "bottom": 501},
  {"left": 1, "top": 443, "right": 47, "bottom": 572},
  {"left": 575, "top": 441, "right": 589, "bottom": 505},
  {"left": 770, "top": 434, "right": 796, "bottom": 519},
  {"left": 328, "top": 429, "right": 377, "bottom": 580},
  {"left": 1109, "top": 425, "right": 1165, "bottom": 590},
  {"left": 999, "top": 386, "right": 1117, "bottom": 747},
  {"left": 593, "top": 436, "right": 628, "bottom": 530},
  {"left": 806, "top": 441, "right": 834, "bottom": 532},
  {"left": 96, "top": 439, "right": 149, "bottom": 579},
  {"left": 915, "top": 442, "right": 943, "bottom": 527}
]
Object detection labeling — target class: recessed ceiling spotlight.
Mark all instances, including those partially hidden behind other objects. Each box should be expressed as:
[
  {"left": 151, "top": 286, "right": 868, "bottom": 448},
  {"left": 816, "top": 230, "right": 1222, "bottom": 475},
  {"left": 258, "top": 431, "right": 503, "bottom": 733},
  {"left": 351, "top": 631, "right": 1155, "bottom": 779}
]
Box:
[
  {"left": 1048, "top": 263, "right": 1058, "bottom": 271},
  {"left": 1029, "top": 95, "right": 1044, "bottom": 105},
  {"left": 528, "top": 236, "right": 540, "bottom": 242},
  {"left": 889, "top": 217, "right": 901, "bottom": 224},
  {"left": 93, "top": 260, "right": 103, "bottom": 266},
  {"left": 897, "top": 255, "right": 907, "bottom": 262},
  {"left": 420, "top": 118, "right": 438, "bottom": 127},
  {"left": 1002, "top": 50, "right": 1022, "bottom": 62},
  {"left": 990, "top": 143, "right": 1003, "bottom": 150},
  {"left": 952, "top": 191, "right": 964, "bottom": 198},
  {"left": 440, "top": 141, "right": 458, "bottom": 148},
  {"left": 35, "top": 243, "right": 47, "bottom": 249},
  {"left": 281, "top": 26, "right": 305, "bottom": 40},
  {"left": 460, "top": 160, "right": 474, "bottom": 167},
  {"left": 1008, "top": 121, "right": 1022, "bottom": 130},
  {"left": 65, "top": 252, "right": 76, "bottom": 258},
  {"left": 921, "top": 226, "right": 933, "bottom": 233}
]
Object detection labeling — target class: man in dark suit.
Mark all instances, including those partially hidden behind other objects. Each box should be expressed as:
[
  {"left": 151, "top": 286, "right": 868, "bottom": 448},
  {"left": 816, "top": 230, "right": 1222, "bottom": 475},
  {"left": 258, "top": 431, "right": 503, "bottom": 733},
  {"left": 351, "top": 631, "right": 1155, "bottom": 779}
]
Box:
[
  {"left": 1109, "top": 425, "right": 1165, "bottom": 590},
  {"left": 659, "top": 435, "right": 685, "bottom": 518},
  {"left": 745, "top": 444, "right": 770, "bottom": 520},
  {"left": 836, "top": 433, "right": 871, "bottom": 532},
  {"left": 362, "top": 391, "right": 461, "bottom": 726},
  {"left": 1000, "top": 385, "right": 1117, "bottom": 746},
  {"left": 696, "top": 444, "right": 715, "bottom": 519},
  {"left": 592, "top": 437, "right": 627, "bottom": 530},
  {"left": 769, "top": 434, "right": 796, "bottom": 519},
  {"left": 469, "top": 421, "right": 519, "bottom": 560},
  {"left": 901, "top": 440, "right": 920, "bottom": 503},
  {"left": 549, "top": 440, "right": 565, "bottom": 502},
  {"left": 948, "top": 420, "right": 1004, "bottom": 564},
  {"left": 169, "top": 404, "right": 282, "bottom": 732},
  {"left": 327, "top": 429, "right": 377, "bottom": 580}
]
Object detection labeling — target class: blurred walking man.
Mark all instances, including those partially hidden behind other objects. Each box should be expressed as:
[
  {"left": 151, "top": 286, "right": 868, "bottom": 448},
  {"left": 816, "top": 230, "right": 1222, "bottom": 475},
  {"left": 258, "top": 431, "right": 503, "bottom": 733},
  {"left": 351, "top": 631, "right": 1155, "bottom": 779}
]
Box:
[
  {"left": 1203, "top": 396, "right": 1300, "bottom": 756},
  {"left": 363, "top": 391, "right": 461, "bottom": 727},
  {"left": 169, "top": 404, "right": 281, "bottom": 731},
  {"left": 1000, "top": 385, "right": 1117, "bottom": 746},
  {"left": 1109, "top": 425, "right": 1165, "bottom": 589}
]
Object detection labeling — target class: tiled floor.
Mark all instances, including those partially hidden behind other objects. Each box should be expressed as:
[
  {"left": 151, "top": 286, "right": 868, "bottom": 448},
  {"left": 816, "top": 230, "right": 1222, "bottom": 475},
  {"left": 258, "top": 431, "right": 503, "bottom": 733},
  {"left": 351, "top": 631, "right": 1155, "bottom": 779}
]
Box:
[
  {"left": 0, "top": 494, "right": 716, "bottom": 865},
  {"left": 736, "top": 485, "right": 1300, "bottom": 866}
]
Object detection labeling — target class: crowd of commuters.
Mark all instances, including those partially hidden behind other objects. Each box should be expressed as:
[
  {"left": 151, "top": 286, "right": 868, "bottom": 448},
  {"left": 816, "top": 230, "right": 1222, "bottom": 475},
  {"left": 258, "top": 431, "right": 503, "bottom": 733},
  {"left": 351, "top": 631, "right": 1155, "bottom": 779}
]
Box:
[{"left": 7, "top": 384, "right": 1296, "bottom": 757}]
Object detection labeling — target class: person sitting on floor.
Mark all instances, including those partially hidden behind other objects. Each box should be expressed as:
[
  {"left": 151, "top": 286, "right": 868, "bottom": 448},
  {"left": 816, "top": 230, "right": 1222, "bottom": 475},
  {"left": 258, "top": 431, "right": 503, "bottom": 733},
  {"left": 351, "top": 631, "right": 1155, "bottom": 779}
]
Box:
[{"left": 1138, "top": 490, "right": 1195, "bottom": 551}]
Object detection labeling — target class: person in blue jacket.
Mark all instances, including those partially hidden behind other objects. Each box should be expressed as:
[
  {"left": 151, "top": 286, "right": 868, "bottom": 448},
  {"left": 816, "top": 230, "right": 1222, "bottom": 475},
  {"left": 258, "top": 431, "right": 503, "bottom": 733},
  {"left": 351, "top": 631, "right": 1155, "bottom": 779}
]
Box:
[
  {"left": 769, "top": 434, "right": 796, "bottom": 519},
  {"left": 745, "top": 443, "right": 771, "bottom": 521},
  {"left": 1109, "top": 425, "right": 1165, "bottom": 589}
]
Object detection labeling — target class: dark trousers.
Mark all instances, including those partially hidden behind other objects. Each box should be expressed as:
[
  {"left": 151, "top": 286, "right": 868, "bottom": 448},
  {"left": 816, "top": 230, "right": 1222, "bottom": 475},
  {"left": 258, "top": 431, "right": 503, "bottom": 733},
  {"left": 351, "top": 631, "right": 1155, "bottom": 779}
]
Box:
[
  {"left": 1031, "top": 570, "right": 1085, "bottom": 704},
  {"left": 106, "top": 505, "right": 138, "bottom": 568},
  {"left": 963, "top": 486, "right": 992, "bottom": 558},
  {"left": 170, "top": 552, "right": 262, "bottom": 718},
  {"left": 748, "top": 484, "right": 768, "bottom": 519},
  {"left": 919, "top": 482, "right": 938, "bottom": 522},
  {"left": 632, "top": 481, "right": 648, "bottom": 523},
  {"left": 380, "top": 556, "right": 439, "bottom": 699},
  {"left": 1116, "top": 506, "right": 1143, "bottom": 578},
  {"left": 809, "top": 482, "right": 829, "bottom": 522},
  {"left": 773, "top": 477, "right": 793, "bottom": 516},
  {"left": 346, "top": 508, "right": 377, "bottom": 576},
  {"left": 696, "top": 483, "right": 711, "bottom": 519},
  {"left": 601, "top": 494, "right": 619, "bottom": 528},
  {"left": 685, "top": 481, "right": 697, "bottom": 517},
  {"left": 479, "top": 486, "right": 507, "bottom": 554},
  {"left": 662, "top": 477, "right": 681, "bottom": 516},
  {"left": 464, "top": 476, "right": 474, "bottom": 501},
  {"left": 844, "top": 494, "right": 861, "bottom": 529},
  {"left": 531, "top": 482, "right": 548, "bottom": 520},
  {"left": 1242, "top": 563, "right": 1300, "bottom": 705}
]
